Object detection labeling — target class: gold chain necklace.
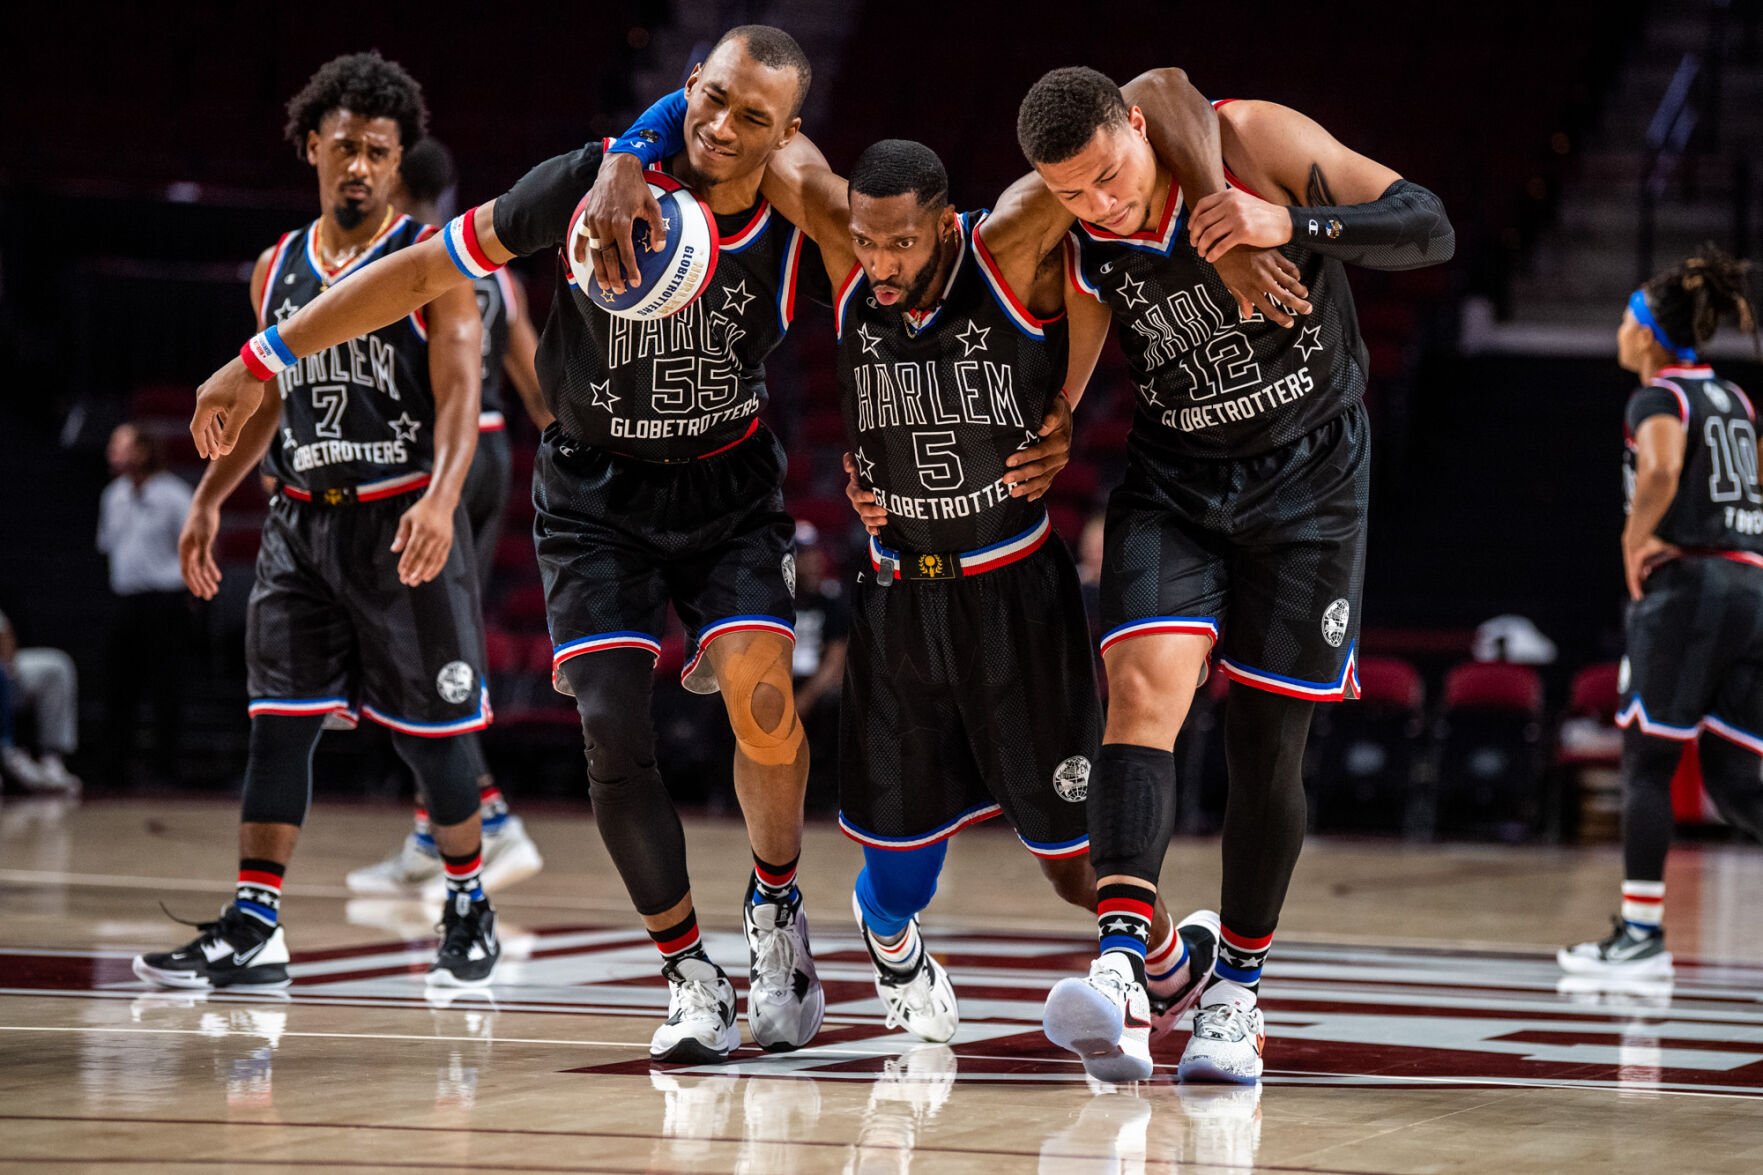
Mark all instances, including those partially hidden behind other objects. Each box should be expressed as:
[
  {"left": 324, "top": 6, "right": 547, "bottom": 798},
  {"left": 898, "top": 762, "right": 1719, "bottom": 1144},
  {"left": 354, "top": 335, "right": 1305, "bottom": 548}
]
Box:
[{"left": 317, "top": 206, "right": 394, "bottom": 284}]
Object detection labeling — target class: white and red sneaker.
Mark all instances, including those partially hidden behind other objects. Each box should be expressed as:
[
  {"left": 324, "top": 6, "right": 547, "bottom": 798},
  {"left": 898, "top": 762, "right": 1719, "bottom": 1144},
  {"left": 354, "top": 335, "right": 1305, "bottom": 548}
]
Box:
[
  {"left": 1044, "top": 952, "right": 1155, "bottom": 1083},
  {"left": 1178, "top": 989, "right": 1265, "bottom": 1084}
]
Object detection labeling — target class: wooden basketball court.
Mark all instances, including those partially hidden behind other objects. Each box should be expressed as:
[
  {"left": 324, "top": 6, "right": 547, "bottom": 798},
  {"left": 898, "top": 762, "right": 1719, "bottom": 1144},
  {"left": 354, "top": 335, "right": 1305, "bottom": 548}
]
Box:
[{"left": 3, "top": 797, "right": 1760, "bottom": 1172}]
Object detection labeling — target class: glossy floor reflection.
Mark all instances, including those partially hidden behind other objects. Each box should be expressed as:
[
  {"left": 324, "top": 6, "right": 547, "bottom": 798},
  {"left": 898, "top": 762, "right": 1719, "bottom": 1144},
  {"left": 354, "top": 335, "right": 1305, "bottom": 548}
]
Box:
[{"left": 2, "top": 797, "right": 1762, "bottom": 1172}]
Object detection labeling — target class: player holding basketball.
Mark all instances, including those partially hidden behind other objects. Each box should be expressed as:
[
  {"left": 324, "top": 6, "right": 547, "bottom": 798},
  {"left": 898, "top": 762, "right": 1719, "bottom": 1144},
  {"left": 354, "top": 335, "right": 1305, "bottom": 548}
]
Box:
[
  {"left": 346, "top": 136, "right": 549, "bottom": 903},
  {"left": 1017, "top": 69, "right": 1454, "bottom": 1083},
  {"left": 184, "top": 27, "right": 827, "bottom": 1064},
  {"left": 137, "top": 52, "right": 500, "bottom": 990},
  {"left": 1560, "top": 248, "right": 1763, "bottom": 978}
]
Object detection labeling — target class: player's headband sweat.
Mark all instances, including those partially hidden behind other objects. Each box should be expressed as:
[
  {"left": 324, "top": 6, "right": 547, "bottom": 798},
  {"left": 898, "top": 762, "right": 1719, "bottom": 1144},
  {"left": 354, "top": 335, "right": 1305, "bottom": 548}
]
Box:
[{"left": 1628, "top": 288, "right": 1698, "bottom": 363}]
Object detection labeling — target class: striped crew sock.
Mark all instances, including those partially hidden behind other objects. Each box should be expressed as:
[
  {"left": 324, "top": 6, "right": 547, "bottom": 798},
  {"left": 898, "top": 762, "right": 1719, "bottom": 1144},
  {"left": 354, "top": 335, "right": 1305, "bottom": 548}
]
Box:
[
  {"left": 441, "top": 849, "right": 486, "bottom": 905},
  {"left": 1622, "top": 880, "right": 1665, "bottom": 933},
  {"left": 1144, "top": 918, "right": 1192, "bottom": 998},
  {"left": 412, "top": 806, "right": 438, "bottom": 854},
  {"left": 751, "top": 852, "right": 800, "bottom": 905},
  {"left": 1097, "top": 882, "right": 1157, "bottom": 987},
  {"left": 478, "top": 783, "right": 510, "bottom": 836},
  {"left": 235, "top": 859, "right": 285, "bottom": 932},
  {"left": 1203, "top": 924, "right": 1273, "bottom": 1006},
  {"left": 649, "top": 908, "right": 711, "bottom": 964},
  {"left": 866, "top": 918, "right": 924, "bottom": 978}
]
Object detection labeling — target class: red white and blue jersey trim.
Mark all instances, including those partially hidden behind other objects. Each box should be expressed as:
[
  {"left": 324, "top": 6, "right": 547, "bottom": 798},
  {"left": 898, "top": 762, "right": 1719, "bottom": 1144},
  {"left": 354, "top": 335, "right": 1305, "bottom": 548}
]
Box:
[
  {"left": 1702, "top": 713, "right": 1763, "bottom": 754},
  {"left": 867, "top": 513, "right": 1052, "bottom": 579},
  {"left": 834, "top": 264, "right": 865, "bottom": 339},
  {"left": 1075, "top": 181, "right": 1186, "bottom": 255},
  {"left": 306, "top": 214, "right": 412, "bottom": 285},
  {"left": 248, "top": 696, "right": 350, "bottom": 719},
  {"left": 839, "top": 802, "right": 1003, "bottom": 850},
  {"left": 776, "top": 224, "right": 805, "bottom": 333},
  {"left": 552, "top": 631, "right": 664, "bottom": 674},
  {"left": 1019, "top": 831, "right": 1090, "bottom": 860},
  {"left": 1220, "top": 642, "right": 1361, "bottom": 702},
  {"left": 1098, "top": 616, "right": 1219, "bottom": 656},
  {"left": 441, "top": 207, "right": 500, "bottom": 279},
  {"left": 1646, "top": 376, "right": 1694, "bottom": 426},
  {"left": 897, "top": 213, "right": 971, "bottom": 338},
  {"left": 1615, "top": 696, "right": 1700, "bottom": 741},
  {"left": 719, "top": 200, "right": 772, "bottom": 253},
  {"left": 1728, "top": 382, "right": 1757, "bottom": 421},
  {"left": 361, "top": 687, "right": 493, "bottom": 738},
  {"left": 257, "top": 232, "right": 298, "bottom": 328},
  {"left": 680, "top": 614, "right": 795, "bottom": 685},
  {"left": 1065, "top": 233, "right": 1103, "bottom": 303},
  {"left": 972, "top": 214, "right": 1060, "bottom": 340},
  {"left": 357, "top": 471, "right": 432, "bottom": 501}
]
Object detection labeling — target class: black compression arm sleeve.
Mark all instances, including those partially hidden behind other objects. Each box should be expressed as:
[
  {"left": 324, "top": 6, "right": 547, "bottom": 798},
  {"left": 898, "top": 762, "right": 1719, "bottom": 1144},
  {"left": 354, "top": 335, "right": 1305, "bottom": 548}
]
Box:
[{"left": 1288, "top": 179, "right": 1455, "bottom": 271}]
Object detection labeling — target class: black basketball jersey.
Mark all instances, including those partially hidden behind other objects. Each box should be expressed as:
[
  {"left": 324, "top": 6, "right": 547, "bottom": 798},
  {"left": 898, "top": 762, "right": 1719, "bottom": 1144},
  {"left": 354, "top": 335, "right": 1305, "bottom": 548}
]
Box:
[
  {"left": 473, "top": 269, "right": 514, "bottom": 424},
  {"left": 258, "top": 215, "right": 437, "bottom": 495},
  {"left": 836, "top": 212, "right": 1069, "bottom": 554},
  {"left": 1067, "top": 168, "right": 1368, "bottom": 461},
  {"left": 1625, "top": 364, "right": 1763, "bottom": 553},
  {"left": 491, "top": 142, "right": 810, "bottom": 460}
]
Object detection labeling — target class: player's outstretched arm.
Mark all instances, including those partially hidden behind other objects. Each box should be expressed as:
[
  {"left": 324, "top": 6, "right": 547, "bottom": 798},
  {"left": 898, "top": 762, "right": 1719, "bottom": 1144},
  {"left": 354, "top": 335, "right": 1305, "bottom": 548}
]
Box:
[
  {"left": 392, "top": 281, "right": 482, "bottom": 587},
  {"left": 1623, "top": 415, "right": 1687, "bottom": 600},
  {"left": 500, "top": 274, "right": 554, "bottom": 430},
  {"left": 191, "top": 204, "right": 513, "bottom": 459},
  {"left": 1188, "top": 101, "right": 1455, "bottom": 272},
  {"left": 757, "top": 133, "right": 855, "bottom": 278}
]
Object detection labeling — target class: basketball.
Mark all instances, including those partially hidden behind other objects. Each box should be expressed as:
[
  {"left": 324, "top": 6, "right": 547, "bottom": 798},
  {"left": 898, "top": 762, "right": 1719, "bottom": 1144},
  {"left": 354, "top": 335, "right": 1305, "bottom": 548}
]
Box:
[{"left": 567, "top": 171, "right": 718, "bottom": 320}]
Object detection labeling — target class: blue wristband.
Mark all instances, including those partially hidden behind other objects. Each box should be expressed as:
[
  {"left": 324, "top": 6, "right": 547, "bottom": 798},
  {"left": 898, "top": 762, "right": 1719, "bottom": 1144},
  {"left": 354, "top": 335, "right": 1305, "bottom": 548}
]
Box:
[{"left": 607, "top": 89, "right": 688, "bottom": 167}]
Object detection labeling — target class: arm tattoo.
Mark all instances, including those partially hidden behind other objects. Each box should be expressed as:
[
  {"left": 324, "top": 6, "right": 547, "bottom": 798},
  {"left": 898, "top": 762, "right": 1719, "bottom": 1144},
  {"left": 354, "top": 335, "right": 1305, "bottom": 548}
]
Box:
[{"left": 1303, "top": 163, "right": 1336, "bottom": 209}]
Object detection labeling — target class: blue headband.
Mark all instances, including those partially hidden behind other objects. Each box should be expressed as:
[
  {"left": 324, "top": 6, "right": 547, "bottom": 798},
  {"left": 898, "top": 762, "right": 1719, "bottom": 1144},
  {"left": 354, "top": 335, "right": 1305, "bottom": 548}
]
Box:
[{"left": 1629, "top": 288, "right": 1698, "bottom": 362}]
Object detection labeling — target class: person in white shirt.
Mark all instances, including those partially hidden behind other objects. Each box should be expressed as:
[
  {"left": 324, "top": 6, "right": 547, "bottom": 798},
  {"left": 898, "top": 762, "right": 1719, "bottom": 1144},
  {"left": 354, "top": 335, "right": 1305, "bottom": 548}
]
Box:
[{"left": 96, "top": 423, "right": 193, "bottom": 782}]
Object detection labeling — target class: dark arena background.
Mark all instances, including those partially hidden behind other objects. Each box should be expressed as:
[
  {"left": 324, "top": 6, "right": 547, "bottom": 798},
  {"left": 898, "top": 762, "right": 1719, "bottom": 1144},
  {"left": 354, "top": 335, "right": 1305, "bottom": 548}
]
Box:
[{"left": 2, "top": 2, "right": 1762, "bottom": 1171}]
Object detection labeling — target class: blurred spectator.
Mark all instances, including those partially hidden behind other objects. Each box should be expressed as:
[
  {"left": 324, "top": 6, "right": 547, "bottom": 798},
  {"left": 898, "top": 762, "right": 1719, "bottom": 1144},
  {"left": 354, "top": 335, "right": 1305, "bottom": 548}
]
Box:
[
  {"left": 1077, "top": 511, "right": 1107, "bottom": 646},
  {"left": 96, "top": 423, "right": 193, "bottom": 783},
  {"left": 1472, "top": 614, "right": 1559, "bottom": 665},
  {"left": 791, "top": 522, "right": 848, "bottom": 808},
  {"left": 0, "top": 609, "right": 81, "bottom": 793}
]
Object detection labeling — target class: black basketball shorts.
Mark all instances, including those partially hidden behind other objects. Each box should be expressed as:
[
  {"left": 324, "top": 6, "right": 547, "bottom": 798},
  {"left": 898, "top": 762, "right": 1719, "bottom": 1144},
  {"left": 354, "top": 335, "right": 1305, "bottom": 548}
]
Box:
[
  {"left": 1099, "top": 403, "right": 1370, "bottom": 701},
  {"left": 838, "top": 532, "right": 1098, "bottom": 858},
  {"left": 534, "top": 423, "right": 796, "bottom": 695},
  {"left": 1619, "top": 554, "right": 1763, "bottom": 752},
  {"left": 246, "top": 491, "right": 490, "bottom": 734}
]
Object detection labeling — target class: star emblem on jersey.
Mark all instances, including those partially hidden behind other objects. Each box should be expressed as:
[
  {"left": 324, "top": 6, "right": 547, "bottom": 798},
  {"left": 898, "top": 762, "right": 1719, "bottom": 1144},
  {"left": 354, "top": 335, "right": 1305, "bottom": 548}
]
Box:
[
  {"left": 281, "top": 428, "right": 298, "bottom": 450},
  {"left": 273, "top": 297, "right": 298, "bottom": 322},
  {"left": 389, "top": 413, "right": 422, "bottom": 443},
  {"left": 857, "top": 323, "right": 883, "bottom": 357},
  {"left": 1297, "top": 323, "right": 1324, "bottom": 360},
  {"left": 1017, "top": 429, "right": 1041, "bottom": 451},
  {"left": 1138, "top": 381, "right": 1163, "bottom": 407},
  {"left": 855, "top": 447, "right": 876, "bottom": 480},
  {"left": 956, "top": 319, "right": 991, "bottom": 357},
  {"left": 590, "top": 381, "right": 620, "bottom": 413},
  {"left": 721, "top": 279, "right": 755, "bottom": 314},
  {"left": 1116, "top": 272, "right": 1149, "bottom": 309}
]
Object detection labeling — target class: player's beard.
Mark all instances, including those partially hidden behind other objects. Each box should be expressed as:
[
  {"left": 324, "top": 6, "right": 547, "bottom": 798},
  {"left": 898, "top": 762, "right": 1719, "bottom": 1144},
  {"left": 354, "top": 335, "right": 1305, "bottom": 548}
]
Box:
[
  {"left": 332, "top": 199, "right": 369, "bottom": 231},
  {"left": 893, "top": 232, "right": 951, "bottom": 314}
]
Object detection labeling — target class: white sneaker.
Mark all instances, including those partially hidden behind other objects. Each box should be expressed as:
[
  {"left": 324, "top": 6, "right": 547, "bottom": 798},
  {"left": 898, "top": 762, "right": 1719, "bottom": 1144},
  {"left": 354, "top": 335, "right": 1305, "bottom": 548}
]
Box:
[
  {"left": 1, "top": 746, "right": 48, "bottom": 790},
  {"left": 1149, "top": 909, "right": 1219, "bottom": 1037},
  {"left": 650, "top": 955, "right": 740, "bottom": 1064},
  {"left": 743, "top": 881, "right": 825, "bottom": 1051},
  {"left": 1179, "top": 991, "right": 1265, "bottom": 1084},
  {"left": 346, "top": 833, "right": 441, "bottom": 896},
  {"left": 417, "top": 815, "right": 547, "bottom": 902},
  {"left": 1558, "top": 918, "right": 1674, "bottom": 978},
  {"left": 34, "top": 753, "right": 81, "bottom": 794},
  {"left": 1044, "top": 953, "right": 1154, "bottom": 1083},
  {"left": 853, "top": 892, "right": 958, "bottom": 1043}
]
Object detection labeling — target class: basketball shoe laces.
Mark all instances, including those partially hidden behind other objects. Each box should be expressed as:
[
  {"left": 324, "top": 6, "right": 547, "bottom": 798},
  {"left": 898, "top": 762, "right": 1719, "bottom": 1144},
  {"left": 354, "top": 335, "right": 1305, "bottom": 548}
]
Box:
[
  {"left": 436, "top": 898, "right": 484, "bottom": 957},
  {"left": 751, "top": 910, "right": 798, "bottom": 991},
  {"left": 1192, "top": 1000, "right": 1252, "bottom": 1043},
  {"left": 882, "top": 956, "right": 943, "bottom": 1032},
  {"left": 670, "top": 971, "right": 728, "bottom": 1023},
  {"left": 160, "top": 902, "right": 264, "bottom": 952}
]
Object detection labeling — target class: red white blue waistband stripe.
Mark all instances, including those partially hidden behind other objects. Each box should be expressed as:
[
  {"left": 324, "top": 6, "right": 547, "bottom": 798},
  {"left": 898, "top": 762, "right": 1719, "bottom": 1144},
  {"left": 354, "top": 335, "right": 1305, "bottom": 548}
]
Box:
[{"left": 867, "top": 513, "right": 1052, "bottom": 580}]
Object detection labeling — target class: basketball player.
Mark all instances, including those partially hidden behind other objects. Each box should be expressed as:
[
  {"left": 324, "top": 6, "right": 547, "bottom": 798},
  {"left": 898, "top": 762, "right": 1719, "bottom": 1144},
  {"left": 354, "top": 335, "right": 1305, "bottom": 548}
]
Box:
[
  {"left": 138, "top": 52, "right": 500, "bottom": 990},
  {"left": 185, "top": 27, "right": 828, "bottom": 1064},
  {"left": 1560, "top": 248, "right": 1763, "bottom": 977},
  {"left": 1016, "top": 70, "right": 1455, "bottom": 1082},
  {"left": 346, "top": 137, "right": 548, "bottom": 902}
]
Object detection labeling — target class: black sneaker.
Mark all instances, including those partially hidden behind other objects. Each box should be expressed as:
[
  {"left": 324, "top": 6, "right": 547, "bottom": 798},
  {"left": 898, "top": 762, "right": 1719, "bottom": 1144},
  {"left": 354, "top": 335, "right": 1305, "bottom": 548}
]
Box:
[
  {"left": 1558, "top": 917, "right": 1673, "bottom": 977},
  {"left": 428, "top": 895, "right": 500, "bottom": 987},
  {"left": 1149, "top": 908, "right": 1220, "bottom": 1035},
  {"left": 132, "top": 905, "right": 291, "bottom": 990}
]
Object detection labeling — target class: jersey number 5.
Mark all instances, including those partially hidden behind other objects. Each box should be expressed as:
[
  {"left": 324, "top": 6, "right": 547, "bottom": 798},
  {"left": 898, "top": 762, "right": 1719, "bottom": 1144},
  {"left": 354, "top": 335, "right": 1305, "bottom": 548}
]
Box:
[{"left": 913, "top": 430, "right": 966, "bottom": 491}]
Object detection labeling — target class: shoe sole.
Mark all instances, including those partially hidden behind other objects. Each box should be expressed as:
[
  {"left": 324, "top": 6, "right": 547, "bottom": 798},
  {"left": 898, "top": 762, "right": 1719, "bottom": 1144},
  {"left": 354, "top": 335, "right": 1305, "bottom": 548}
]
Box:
[
  {"left": 649, "top": 1026, "right": 740, "bottom": 1065},
  {"left": 1177, "top": 1053, "right": 1263, "bottom": 1085},
  {"left": 425, "top": 959, "right": 500, "bottom": 988},
  {"left": 1556, "top": 948, "right": 1674, "bottom": 978},
  {"left": 1044, "top": 977, "right": 1152, "bottom": 1082},
  {"left": 131, "top": 957, "right": 291, "bottom": 991}
]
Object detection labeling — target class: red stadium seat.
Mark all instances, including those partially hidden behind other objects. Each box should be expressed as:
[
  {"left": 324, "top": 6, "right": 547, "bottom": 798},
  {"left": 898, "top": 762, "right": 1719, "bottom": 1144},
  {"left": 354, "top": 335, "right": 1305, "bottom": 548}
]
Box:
[
  {"left": 1309, "top": 656, "right": 1426, "bottom": 833},
  {"left": 1429, "top": 660, "right": 1546, "bottom": 839},
  {"left": 1442, "top": 661, "right": 1544, "bottom": 713}
]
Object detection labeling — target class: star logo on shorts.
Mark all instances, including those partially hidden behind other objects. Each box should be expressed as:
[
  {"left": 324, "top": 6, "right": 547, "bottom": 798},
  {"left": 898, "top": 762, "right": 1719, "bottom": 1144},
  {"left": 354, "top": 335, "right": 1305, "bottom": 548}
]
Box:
[
  {"left": 1116, "top": 272, "right": 1149, "bottom": 309},
  {"left": 956, "top": 319, "right": 991, "bottom": 357},
  {"left": 273, "top": 298, "right": 298, "bottom": 322},
  {"left": 1137, "top": 381, "right": 1163, "bottom": 407},
  {"left": 857, "top": 323, "right": 883, "bottom": 357},
  {"left": 855, "top": 447, "right": 876, "bottom": 480},
  {"left": 1296, "top": 323, "right": 1324, "bottom": 359},
  {"left": 590, "top": 380, "right": 620, "bottom": 412},
  {"left": 389, "top": 413, "right": 422, "bottom": 443},
  {"left": 722, "top": 279, "right": 755, "bottom": 315}
]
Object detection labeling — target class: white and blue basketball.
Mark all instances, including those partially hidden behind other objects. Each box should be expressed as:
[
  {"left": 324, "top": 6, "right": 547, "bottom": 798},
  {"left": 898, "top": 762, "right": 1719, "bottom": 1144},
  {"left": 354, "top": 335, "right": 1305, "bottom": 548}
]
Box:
[{"left": 568, "top": 172, "right": 719, "bottom": 320}]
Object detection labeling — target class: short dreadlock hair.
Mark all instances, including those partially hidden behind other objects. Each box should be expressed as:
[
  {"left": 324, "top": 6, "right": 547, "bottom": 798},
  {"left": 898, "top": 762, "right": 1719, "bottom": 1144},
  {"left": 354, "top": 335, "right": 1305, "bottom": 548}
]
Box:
[
  {"left": 1017, "top": 66, "right": 1129, "bottom": 166},
  {"left": 283, "top": 52, "right": 428, "bottom": 159}
]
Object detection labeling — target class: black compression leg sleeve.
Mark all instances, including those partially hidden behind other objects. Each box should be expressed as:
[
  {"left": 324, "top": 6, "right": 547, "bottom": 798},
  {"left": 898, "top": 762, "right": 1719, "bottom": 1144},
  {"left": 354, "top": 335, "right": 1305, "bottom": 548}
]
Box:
[
  {"left": 562, "top": 649, "right": 690, "bottom": 916},
  {"left": 1697, "top": 731, "right": 1763, "bottom": 843},
  {"left": 239, "top": 714, "right": 326, "bottom": 826},
  {"left": 1218, "top": 689, "right": 1314, "bottom": 938},
  {"left": 1621, "top": 728, "right": 1684, "bottom": 883},
  {"left": 1088, "top": 743, "right": 1177, "bottom": 886},
  {"left": 391, "top": 731, "right": 481, "bottom": 827}
]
